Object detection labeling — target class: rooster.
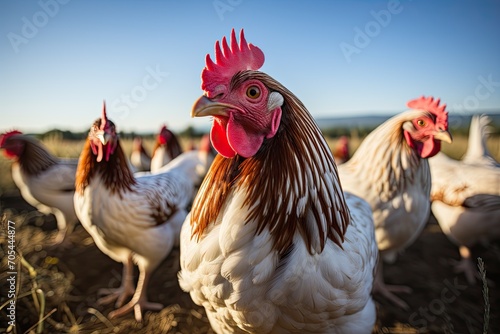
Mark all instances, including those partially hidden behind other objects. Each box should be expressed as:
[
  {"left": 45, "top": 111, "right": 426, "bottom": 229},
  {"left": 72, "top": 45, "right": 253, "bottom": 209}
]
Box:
[
  {"left": 0, "top": 130, "right": 78, "bottom": 245},
  {"left": 74, "top": 104, "right": 199, "bottom": 322},
  {"left": 337, "top": 96, "right": 452, "bottom": 309},
  {"left": 130, "top": 136, "right": 151, "bottom": 172},
  {"left": 429, "top": 114, "right": 500, "bottom": 283},
  {"left": 178, "top": 29, "right": 378, "bottom": 333},
  {"left": 150, "top": 124, "right": 183, "bottom": 172}
]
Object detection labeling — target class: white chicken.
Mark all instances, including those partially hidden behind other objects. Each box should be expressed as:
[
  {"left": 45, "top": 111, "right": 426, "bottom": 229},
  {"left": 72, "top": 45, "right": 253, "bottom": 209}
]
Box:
[
  {"left": 130, "top": 136, "right": 151, "bottom": 172},
  {"left": 150, "top": 125, "right": 183, "bottom": 173},
  {"left": 74, "top": 104, "right": 202, "bottom": 322},
  {"left": 337, "top": 96, "right": 452, "bottom": 309},
  {"left": 178, "top": 29, "right": 378, "bottom": 333},
  {"left": 0, "top": 130, "right": 78, "bottom": 245},
  {"left": 429, "top": 114, "right": 500, "bottom": 283}
]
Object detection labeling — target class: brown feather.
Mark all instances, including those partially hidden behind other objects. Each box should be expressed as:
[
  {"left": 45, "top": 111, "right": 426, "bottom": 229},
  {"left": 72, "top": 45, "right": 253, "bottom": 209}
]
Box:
[
  {"left": 191, "top": 71, "right": 350, "bottom": 255},
  {"left": 15, "top": 136, "right": 58, "bottom": 176}
]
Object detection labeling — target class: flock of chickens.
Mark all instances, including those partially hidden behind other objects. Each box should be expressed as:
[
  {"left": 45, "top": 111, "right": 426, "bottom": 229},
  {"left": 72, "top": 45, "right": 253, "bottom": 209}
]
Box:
[{"left": 1, "top": 29, "right": 499, "bottom": 333}]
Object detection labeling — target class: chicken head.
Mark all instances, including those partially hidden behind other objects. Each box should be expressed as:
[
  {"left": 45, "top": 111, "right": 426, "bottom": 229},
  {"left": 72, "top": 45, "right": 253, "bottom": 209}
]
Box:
[
  {"left": 403, "top": 96, "right": 452, "bottom": 158},
  {"left": 0, "top": 130, "right": 25, "bottom": 159},
  {"left": 192, "top": 29, "right": 283, "bottom": 158},
  {"left": 89, "top": 102, "right": 118, "bottom": 162}
]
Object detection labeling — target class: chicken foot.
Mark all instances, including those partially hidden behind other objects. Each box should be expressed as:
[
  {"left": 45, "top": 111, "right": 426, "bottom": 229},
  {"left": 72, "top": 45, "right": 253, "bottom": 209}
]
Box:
[
  {"left": 97, "top": 256, "right": 135, "bottom": 307},
  {"left": 108, "top": 267, "right": 163, "bottom": 322},
  {"left": 373, "top": 259, "right": 412, "bottom": 310}
]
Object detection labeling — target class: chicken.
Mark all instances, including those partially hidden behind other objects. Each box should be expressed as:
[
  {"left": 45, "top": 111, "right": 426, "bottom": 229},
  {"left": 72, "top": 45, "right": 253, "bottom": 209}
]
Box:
[
  {"left": 151, "top": 133, "right": 217, "bottom": 193},
  {"left": 178, "top": 29, "right": 378, "bottom": 333},
  {"left": 177, "top": 133, "right": 217, "bottom": 189},
  {"left": 429, "top": 114, "right": 500, "bottom": 283},
  {"left": 332, "top": 135, "right": 350, "bottom": 164},
  {"left": 130, "top": 136, "right": 151, "bottom": 172},
  {"left": 0, "top": 130, "right": 78, "bottom": 245},
  {"left": 74, "top": 104, "right": 199, "bottom": 322},
  {"left": 337, "top": 96, "right": 452, "bottom": 309},
  {"left": 150, "top": 124, "right": 183, "bottom": 172}
]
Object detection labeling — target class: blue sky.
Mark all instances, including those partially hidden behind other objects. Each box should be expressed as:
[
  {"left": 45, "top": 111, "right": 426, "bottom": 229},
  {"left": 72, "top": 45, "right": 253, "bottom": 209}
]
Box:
[{"left": 1, "top": 0, "right": 499, "bottom": 133}]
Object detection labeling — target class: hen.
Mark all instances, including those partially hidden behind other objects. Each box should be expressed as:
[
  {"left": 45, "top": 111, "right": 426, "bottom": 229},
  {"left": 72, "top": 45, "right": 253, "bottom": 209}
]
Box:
[
  {"left": 150, "top": 124, "right": 183, "bottom": 172},
  {"left": 0, "top": 130, "right": 78, "bottom": 245},
  {"left": 130, "top": 136, "right": 151, "bottom": 172},
  {"left": 74, "top": 104, "right": 199, "bottom": 322},
  {"left": 337, "top": 96, "right": 452, "bottom": 309},
  {"left": 178, "top": 29, "right": 378, "bottom": 333},
  {"left": 429, "top": 114, "right": 500, "bottom": 283},
  {"left": 332, "top": 135, "right": 350, "bottom": 164}
]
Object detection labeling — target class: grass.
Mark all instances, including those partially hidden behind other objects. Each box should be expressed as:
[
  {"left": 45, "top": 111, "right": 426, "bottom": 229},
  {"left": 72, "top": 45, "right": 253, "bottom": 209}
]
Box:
[{"left": 477, "top": 257, "right": 490, "bottom": 334}]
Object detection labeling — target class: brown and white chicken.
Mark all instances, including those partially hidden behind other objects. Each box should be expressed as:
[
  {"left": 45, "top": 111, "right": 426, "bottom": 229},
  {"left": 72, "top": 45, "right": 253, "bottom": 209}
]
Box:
[
  {"left": 179, "top": 29, "right": 378, "bottom": 333},
  {"left": 74, "top": 104, "right": 201, "bottom": 322},
  {"left": 150, "top": 124, "right": 183, "bottom": 172},
  {"left": 338, "top": 96, "right": 452, "bottom": 309},
  {"left": 0, "top": 130, "right": 78, "bottom": 245},
  {"left": 429, "top": 114, "right": 500, "bottom": 283},
  {"left": 130, "top": 136, "right": 151, "bottom": 172}
]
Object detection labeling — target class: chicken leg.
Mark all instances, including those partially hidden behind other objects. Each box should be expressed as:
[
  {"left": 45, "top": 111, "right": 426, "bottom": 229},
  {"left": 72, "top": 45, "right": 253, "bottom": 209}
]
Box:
[
  {"left": 97, "top": 255, "right": 135, "bottom": 307},
  {"left": 49, "top": 211, "right": 76, "bottom": 249},
  {"left": 372, "top": 258, "right": 412, "bottom": 310},
  {"left": 108, "top": 265, "right": 163, "bottom": 322},
  {"left": 452, "top": 245, "right": 477, "bottom": 284}
]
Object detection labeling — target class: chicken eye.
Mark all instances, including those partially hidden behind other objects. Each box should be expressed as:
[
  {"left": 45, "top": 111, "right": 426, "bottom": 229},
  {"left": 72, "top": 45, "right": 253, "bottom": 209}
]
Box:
[
  {"left": 417, "top": 119, "right": 426, "bottom": 127},
  {"left": 246, "top": 86, "right": 261, "bottom": 99}
]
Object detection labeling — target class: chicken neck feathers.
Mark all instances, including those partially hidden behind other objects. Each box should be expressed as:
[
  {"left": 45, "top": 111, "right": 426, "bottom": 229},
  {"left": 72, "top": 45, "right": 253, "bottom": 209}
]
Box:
[{"left": 76, "top": 139, "right": 136, "bottom": 196}]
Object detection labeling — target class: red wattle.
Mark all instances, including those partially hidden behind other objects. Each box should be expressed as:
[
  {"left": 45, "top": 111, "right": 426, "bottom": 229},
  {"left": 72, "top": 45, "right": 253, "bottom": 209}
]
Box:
[
  {"left": 211, "top": 117, "right": 236, "bottom": 158},
  {"left": 226, "top": 116, "right": 264, "bottom": 158},
  {"left": 420, "top": 139, "right": 441, "bottom": 158}
]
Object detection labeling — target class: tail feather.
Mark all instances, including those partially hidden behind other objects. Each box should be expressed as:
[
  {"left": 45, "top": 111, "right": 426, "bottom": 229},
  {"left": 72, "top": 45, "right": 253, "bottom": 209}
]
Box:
[{"left": 461, "top": 115, "right": 499, "bottom": 167}]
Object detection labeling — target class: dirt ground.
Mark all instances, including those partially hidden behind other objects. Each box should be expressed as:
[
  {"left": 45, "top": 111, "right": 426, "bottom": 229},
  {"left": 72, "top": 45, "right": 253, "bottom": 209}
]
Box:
[{"left": 1, "top": 192, "right": 498, "bottom": 334}]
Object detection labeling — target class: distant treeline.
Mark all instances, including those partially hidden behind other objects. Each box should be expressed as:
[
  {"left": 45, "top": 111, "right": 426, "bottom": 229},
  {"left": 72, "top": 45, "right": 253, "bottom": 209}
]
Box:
[
  {"left": 321, "top": 123, "right": 500, "bottom": 138},
  {"left": 35, "top": 120, "right": 500, "bottom": 141},
  {"left": 36, "top": 126, "right": 207, "bottom": 141}
]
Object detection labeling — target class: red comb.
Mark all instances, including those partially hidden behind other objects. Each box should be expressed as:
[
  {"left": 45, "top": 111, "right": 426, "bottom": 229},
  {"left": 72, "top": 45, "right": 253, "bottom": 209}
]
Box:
[
  {"left": 201, "top": 29, "right": 265, "bottom": 97},
  {"left": 0, "top": 130, "right": 23, "bottom": 147},
  {"left": 158, "top": 124, "right": 172, "bottom": 144},
  {"left": 407, "top": 96, "right": 448, "bottom": 129},
  {"left": 100, "top": 100, "right": 107, "bottom": 130}
]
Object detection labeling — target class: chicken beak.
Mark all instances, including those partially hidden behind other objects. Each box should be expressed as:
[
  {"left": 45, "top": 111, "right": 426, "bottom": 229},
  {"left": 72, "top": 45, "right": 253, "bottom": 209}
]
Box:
[
  {"left": 96, "top": 131, "right": 110, "bottom": 145},
  {"left": 191, "top": 96, "right": 231, "bottom": 118},
  {"left": 434, "top": 129, "right": 453, "bottom": 144}
]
